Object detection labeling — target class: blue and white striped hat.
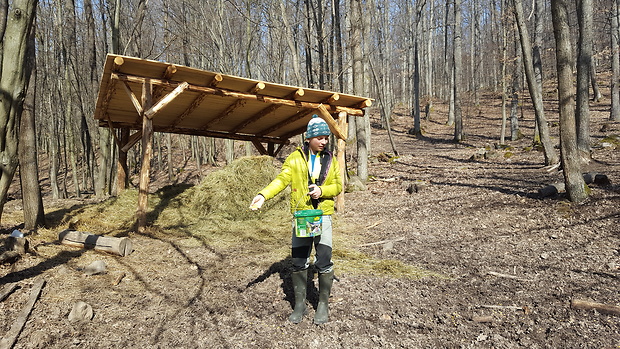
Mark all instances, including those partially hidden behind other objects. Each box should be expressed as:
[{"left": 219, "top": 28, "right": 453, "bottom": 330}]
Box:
[{"left": 305, "top": 115, "right": 331, "bottom": 139}]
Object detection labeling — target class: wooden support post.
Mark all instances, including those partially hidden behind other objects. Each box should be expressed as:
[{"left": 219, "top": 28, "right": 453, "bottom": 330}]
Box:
[
  {"left": 136, "top": 81, "right": 153, "bottom": 232},
  {"left": 316, "top": 104, "right": 347, "bottom": 140},
  {"left": 117, "top": 128, "right": 130, "bottom": 194},
  {"left": 335, "top": 112, "right": 348, "bottom": 212},
  {"left": 251, "top": 141, "right": 268, "bottom": 155}
]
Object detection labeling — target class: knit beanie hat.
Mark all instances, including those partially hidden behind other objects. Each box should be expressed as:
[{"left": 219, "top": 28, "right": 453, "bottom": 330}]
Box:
[{"left": 305, "top": 115, "right": 331, "bottom": 139}]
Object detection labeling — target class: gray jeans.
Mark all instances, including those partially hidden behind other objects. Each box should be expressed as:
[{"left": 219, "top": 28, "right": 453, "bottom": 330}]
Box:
[{"left": 291, "top": 215, "right": 333, "bottom": 273}]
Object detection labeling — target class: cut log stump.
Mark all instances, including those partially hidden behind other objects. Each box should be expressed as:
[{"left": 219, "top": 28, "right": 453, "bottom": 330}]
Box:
[{"left": 58, "top": 230, "right": 133, "bottom": 257}]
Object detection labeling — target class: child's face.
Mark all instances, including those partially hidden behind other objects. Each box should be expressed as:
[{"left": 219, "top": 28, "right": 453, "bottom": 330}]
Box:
[{"left": 308, "top": 135, "right": 329, "bottom": 153}]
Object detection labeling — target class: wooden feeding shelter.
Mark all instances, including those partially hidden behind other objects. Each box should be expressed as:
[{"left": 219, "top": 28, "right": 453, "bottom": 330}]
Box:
[{"left": 93, "top": 54, "right": 372, "bottom": 232}]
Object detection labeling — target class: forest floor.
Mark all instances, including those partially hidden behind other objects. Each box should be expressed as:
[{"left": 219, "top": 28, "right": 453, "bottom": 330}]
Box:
[{"left": 0, "top": 93, "right": 619, "bottom": 348}]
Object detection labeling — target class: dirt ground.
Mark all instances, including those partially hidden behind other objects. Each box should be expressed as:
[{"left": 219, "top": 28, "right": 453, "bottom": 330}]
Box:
[{"left": 1, "top": 95, "right": 619, "bottom": 349}]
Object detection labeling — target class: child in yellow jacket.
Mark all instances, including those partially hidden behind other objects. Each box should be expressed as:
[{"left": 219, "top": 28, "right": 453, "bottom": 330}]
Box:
[{"left": 250, "top": 115, "right": 342, "bottom": 325}]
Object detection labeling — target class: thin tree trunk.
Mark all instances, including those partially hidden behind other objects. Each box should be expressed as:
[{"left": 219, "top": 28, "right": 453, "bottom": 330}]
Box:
[
  {"left": 551, "top": 0, "right": 587, "bottom": 203},
  {"left": 612, "top": 0, "right": 620, "bottom": 121},
  {"left": 453, "top": 0, "right": 463, "bottom": 142},
  {"left": 513, "top": 0, "right": 559, "bottom": 165},
  {"left": 576, "top": 0, "right": 593, "bottom": 162},
  {"left": 500, "top": 0, "right": 508, "bottom": 144},
  {"left": 19, "top": 48, "right": 45, "bottom": 230},
  {"left": 351, "top": 0, "right": 368, "bottom": 181}
]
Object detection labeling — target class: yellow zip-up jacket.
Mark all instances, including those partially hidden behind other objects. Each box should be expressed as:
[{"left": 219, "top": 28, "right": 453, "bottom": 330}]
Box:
[{"left": 259, "top": 145, "right": 342, "bottom": 215}]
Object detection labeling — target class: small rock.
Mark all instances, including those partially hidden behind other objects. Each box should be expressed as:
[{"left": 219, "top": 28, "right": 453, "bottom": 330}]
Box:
[
  {"left": 83, "top": 260, "right": 107, "bottom": 276},
  {"left": 382, "top": 241, "right": 394, "bottom": 251},
  {"left": 68, "top": 301, "right": 94, "bottom": 323},
  {"left": 379, "top": 314, "right": 392, "bottom": 321},
  {"left": 540, "top": 252, "right": 549, "bottom": 260}
]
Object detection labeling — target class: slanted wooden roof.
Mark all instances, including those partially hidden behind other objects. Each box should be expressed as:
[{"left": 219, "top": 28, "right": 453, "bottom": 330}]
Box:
[{"left": 94, "top": 54, "right": 372, "bottom": 146}]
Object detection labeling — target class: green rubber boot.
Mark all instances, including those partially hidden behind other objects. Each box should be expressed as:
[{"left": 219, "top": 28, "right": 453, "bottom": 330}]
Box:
[
  {"left": 288, "top": 270, "right": 308, "bottom": 324},
  {"left": 314, "top": 271, "right": 334, "bottom": 325}
]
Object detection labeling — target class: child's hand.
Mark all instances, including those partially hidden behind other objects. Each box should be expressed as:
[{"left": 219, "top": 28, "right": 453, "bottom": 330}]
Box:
[
  {"left": 250, "top": 195, "right": 265, "bottom": 210},
  {"left": 308, "top": 184, "right": 322, "bottom": 200}
]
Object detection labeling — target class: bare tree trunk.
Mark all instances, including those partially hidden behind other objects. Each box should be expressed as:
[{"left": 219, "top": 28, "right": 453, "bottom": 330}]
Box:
[
  {"left": 576, "top": 0, "right": 593, "bottom": 162},
  {"left": 611, "top": 0, "right": 620, "bottom": 121},
  {"left": 500, "top": 0, "right": 508, "bottom": 144},
  {"left": 513, "top": 0, "right": 559, "bottom": 165},
  {"left": 551, "top": 0, "right": 588, "bottom": 202},
  {"left": 590, "top": 55, "right": 602, "bottom": 102},
  {"left": 510, "top": 39, "right": 522, "bottom": 141},
  {"left": 351, "top": 0, "right": 368, "bottom": 181},
  {"left": 0, "top": 0, "right": 38, "bottom": 221},
  {"left": 453, "top": 0, "right": 463, "bottom": 142},
  {"left": 19, "top": 47, "right": 45, "bottom": 230},
  {"left": 107, "top": 0, "right": 122, "bottom": 196}
]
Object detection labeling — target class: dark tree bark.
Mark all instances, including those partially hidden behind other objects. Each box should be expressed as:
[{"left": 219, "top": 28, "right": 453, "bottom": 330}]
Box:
[
  {"left": 513, "top": 0, "right": 559, "bottom": 165},
  {"left": 576, "top": 0, "right": 593, "bottom": 162},
  {"left": 19, "top": 41, "right": 45, "bottom": 230},
  {"left": 551, "top": 0, "right": 588, "bottom": 202},
  {"left": 453, "top": 0, "right": 463, "bottom": 142},
  {"left": 611, "top": 0, "right": 620, "bottom": 121},
  {"left": 0, "top": 0, "right": 38, "bottom": 222}
]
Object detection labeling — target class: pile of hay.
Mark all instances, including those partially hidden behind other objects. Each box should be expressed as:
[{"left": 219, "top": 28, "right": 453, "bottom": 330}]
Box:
[
  {"left": 154, "top": 156, "right": 292, "bottom": 248},
  {"left": 184, "top": 155, "right": 289, "bottom": 220}
]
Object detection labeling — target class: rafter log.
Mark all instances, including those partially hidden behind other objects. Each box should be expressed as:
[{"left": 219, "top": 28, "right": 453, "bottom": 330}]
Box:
[
  {"left": 112, "top": 56, "right": 124, "bottom": 71},
  {"left": 229, "top": 104, "right": 281, "bottom": 133},
  {"left": 153, "top": 64, "right": 178, "bottom": 100},
  {"left": 170, "top": 92, "right": 208, "bottom": 128},
  {"left": 121, "top": 131, "right": 143, "bottom": 153},
  {"left": 201, "top": 99, "right": 246, "bottom": 130},
  {"left": 145, "top": 81, "right": 189, "bottom": 119},
  {"left": 111, "top": 73, "right": 365, "bottom": 116},
  {"left": 257, "top": 108, "right": 314, "bottom": 137},
  {"left": 163, "top": 64, "right": 177, "bottom": 79},
  {"left": 357, "top": 99, "right": 373, "bottom": 108},
  {"left": 210, "top": 73, "right": 223, "bottom": 87},
  {"left": 325, "top": 93, "right": 340, "bottom": 104},
  {"left": 286, "top": 88, "right": 305, "bottom": 100},
  {"left": 250, "top": 82, "right": 265, "bottom": 94}
]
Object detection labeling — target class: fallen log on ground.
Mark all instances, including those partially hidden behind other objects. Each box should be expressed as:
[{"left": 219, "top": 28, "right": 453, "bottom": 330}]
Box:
[
  {"left": 538, "top": 173, "right": 611, "bottom": 197},
  {"left": 0, "top": 278, "right": 45, "bottom": 349},
  {"left": 58, "top": 230, "right": 133, "bottom": 257},
  {"left": 571, "top": 299, "right": 620, "bottom": 316},
  {"left": 0, "top": 283, "right": 18, "bottom": 302}
]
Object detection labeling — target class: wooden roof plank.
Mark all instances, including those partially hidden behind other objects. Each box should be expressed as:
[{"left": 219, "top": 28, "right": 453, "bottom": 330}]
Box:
[
  {"left": 200, "top": 99, "right": 246, "bottom": 130},
  {"left": 170, "top": 92, "right": 208, "bottom": 128},
  {"left": 229, "top": 104, "right": 281, "bottom": 133}
]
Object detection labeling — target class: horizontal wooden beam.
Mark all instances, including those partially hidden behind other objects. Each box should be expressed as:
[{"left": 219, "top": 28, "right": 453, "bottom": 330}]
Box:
[
  {"left": 110, "top": 73, "right": 365, "bottom": 117},
  {"left": 101, "top": 120, "right": 290, "bottom": 145}
]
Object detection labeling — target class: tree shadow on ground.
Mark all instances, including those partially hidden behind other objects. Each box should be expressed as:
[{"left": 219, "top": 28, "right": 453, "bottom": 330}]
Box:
[
  {"left": 246, "top": 257, "right": 321, "bottom": 310},
  {"left": 0, "top": 249, "right": 85, "bottom": 285}
]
